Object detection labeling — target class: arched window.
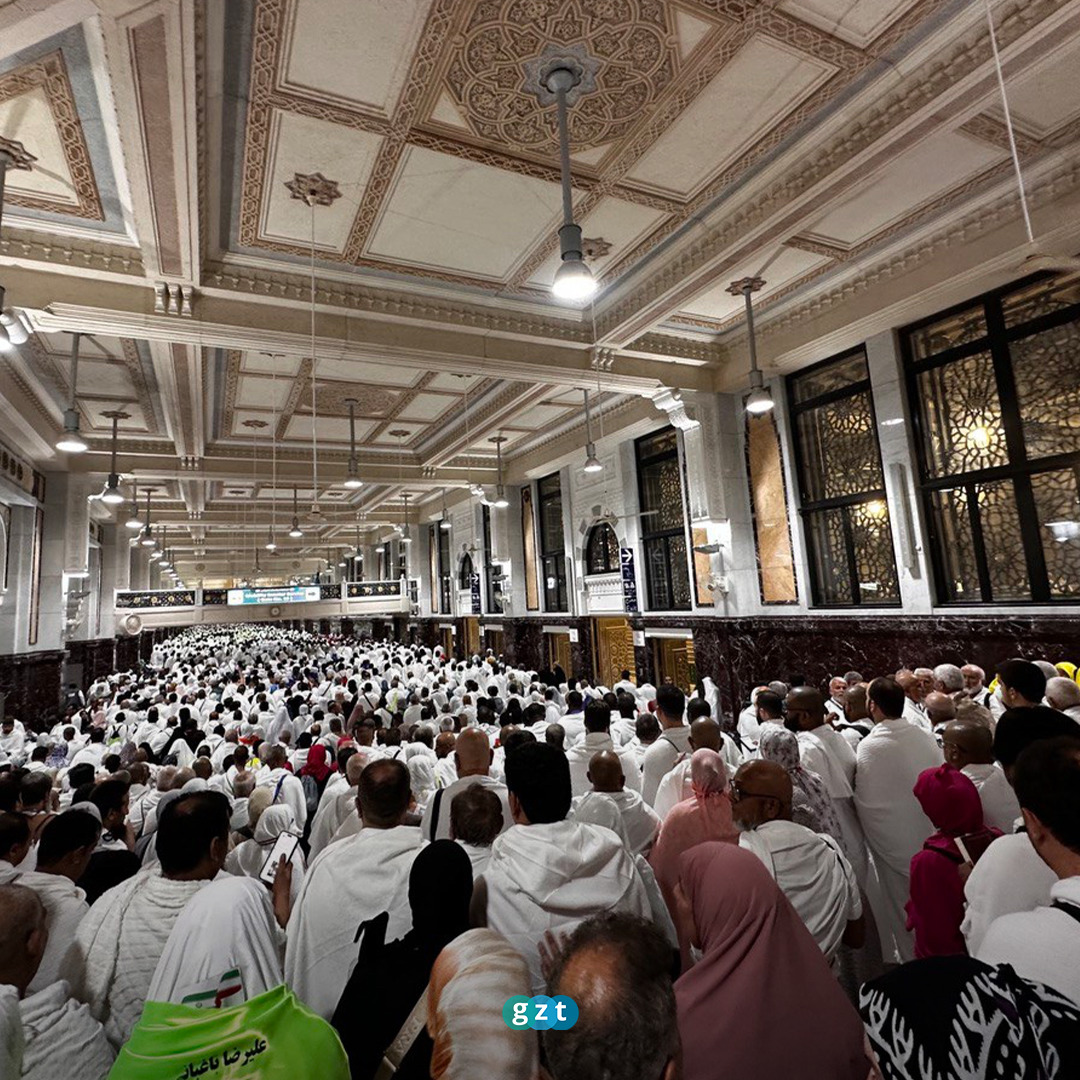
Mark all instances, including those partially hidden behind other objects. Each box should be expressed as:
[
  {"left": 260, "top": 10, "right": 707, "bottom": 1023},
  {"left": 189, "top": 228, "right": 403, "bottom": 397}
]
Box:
[
  {"left": 458, "top": 552, "right": 474, "bottom": 590},
  {"left": 585, "top": 522, "right": 620, "bottom": 575}
]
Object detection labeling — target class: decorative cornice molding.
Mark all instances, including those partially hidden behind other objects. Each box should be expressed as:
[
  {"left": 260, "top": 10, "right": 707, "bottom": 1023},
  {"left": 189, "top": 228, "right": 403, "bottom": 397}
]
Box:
[
  {"left": 0, "top": 231, "right": 144, "bottom": 277},
  {"left": 201, "top": 260, "right": 593, "bottom": 344},
  {"left": 755, "top": 157, "right": 1080, "bottom": 344},
  {"left": 593, "top": 0, "right": 1067, "bottom": 341}
]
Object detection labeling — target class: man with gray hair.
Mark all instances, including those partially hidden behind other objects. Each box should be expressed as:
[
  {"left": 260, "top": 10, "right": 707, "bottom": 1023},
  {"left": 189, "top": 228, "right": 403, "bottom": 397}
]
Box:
[
  {"left": 933, "top": 663, "right": 964, "bottom": 695},
  {"left": 1046, "top": 676, "right": 1080, "bottom": 725},
  {"left": 962, "top": 664, "right": 993, "bottom": 709}
]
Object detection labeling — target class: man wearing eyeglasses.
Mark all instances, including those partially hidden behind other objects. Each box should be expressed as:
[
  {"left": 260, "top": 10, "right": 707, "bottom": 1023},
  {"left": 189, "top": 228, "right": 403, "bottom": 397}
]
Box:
[{"left": 731, "top": 760, "right": 863, "bottom": 965}]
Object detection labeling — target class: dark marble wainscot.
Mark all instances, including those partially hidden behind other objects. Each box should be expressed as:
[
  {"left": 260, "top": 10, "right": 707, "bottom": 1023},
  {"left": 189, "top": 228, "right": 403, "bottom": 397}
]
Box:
[
  {"left": 0, "top": 649, "right": 65, "bottom": 728},
  {"left": 65, "top": 638, "right": 117, "bottom": 691}
]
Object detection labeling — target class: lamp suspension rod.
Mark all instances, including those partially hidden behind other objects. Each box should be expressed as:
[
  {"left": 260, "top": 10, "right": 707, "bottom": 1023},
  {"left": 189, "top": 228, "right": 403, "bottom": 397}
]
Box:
[
  {"left": 68, "top": 333, "right": 81, "bottom": 411},
  {"left": 554, "top": 79, "right": 574, "bottom": 227},
  {"left": 742, "top": 284, "right": 759, "bottom": 375},
  {"left": 109, "top": 412, "right": 119, "bottom": 473}
]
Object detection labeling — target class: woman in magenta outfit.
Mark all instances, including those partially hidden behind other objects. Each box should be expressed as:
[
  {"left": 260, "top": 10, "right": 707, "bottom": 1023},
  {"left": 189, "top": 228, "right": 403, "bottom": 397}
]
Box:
[{"left": 906, "top": 763, "right": 1001, "bottom": 958}]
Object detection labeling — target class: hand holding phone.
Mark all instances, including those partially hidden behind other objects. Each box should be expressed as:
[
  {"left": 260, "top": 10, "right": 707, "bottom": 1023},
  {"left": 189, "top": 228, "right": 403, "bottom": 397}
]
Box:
[{"left": 259, "top": 831, "right": 301, "bottom": 886}]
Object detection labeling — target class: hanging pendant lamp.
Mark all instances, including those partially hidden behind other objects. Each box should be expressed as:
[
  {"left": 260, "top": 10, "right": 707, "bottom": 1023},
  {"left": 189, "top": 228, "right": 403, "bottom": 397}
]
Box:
[
  {"left": 125, "top": 480, "right": 142, "bottom": 530},
  {"left": 56, "top": 333, "right": 88, "bottom": 453},
  {"left": 99, "top": 410, "right": 129, "bottom": 503},
  {"left": 289, "top": 486, "right": 303, "bottom": 538},
  {"left": 343, "top": 397, "right": 363, "bottom": 489},
  {"left": 540, "top": 64, "right": 597, "bottom": 302},
  {"left": 726, "top": 277, "right": 773, "bottom": 414},
  {"left": 140, "top": 487, "right": 156, "bottom": 547},
  {"left": 582, "top": 390, "right": 602, "bottom": 473},
  {"left": 490, "top": 434, "right": 509, "bottom": 508}
]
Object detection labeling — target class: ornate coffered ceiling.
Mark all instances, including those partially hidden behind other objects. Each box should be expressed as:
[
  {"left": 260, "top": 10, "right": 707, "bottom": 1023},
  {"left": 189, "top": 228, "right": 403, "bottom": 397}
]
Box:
[{"left": 0, "top": 0, "right": 1079, "bottom": 579}]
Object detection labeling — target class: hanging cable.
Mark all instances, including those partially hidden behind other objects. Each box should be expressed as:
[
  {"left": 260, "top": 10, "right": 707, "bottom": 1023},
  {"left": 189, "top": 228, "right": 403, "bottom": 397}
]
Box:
[
  {"left": 983, "top": 0, "right": 1033, "bottom": 244},
  {"left": 309, "top": 200, "right": 320, "bottom": 510}
]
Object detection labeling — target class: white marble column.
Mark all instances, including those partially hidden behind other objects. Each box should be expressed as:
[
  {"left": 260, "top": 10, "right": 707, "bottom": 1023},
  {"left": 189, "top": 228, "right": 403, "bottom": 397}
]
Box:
[
  {"left": 98, "top": 524, "right": 129, "bottom": 640},
  {"left": 865, "top": 330, "right": 934, "bottom": 613}
]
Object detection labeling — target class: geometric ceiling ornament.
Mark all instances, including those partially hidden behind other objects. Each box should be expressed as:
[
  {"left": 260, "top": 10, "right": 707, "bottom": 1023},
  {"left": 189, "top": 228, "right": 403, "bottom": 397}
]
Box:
[
  {"left": 582, "top": 236, "right": 611, "bottom": 258},
  {"left": 0, "top": 52, "right": 102, "bottom": 220},
  {"left": 445, "top": 0, "right": 680, "bottom": 153},
  {"left": 284, "top": 171, "right": 342, "bottom": 207},
  {"left": 306, "top": 381, "right": 399, "bottom": 417}
]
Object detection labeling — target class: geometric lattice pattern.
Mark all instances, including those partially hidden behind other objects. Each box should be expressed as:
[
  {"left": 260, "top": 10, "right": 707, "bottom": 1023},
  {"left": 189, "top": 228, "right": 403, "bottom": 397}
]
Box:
[
  {"left": 930, "top": 486, "right": 981, "bottom": 603},
  {"left": 918, "top": 350, "right": 1008, "bottom": 477},
  {"left": 1031, "top": 467, "right": 1080, "bottom": 599},
  {"left": 850, "top": 500, "right": 900, "bottom": 603},
  {"left": 796, "top": 390, "right": 883, "bottom": 501},
  {"left": 977, "top": 479, "right": 1029, "bottom": 601},
  {"left": 1010, "top": 318, "right": 1080, "bottom": 462}
]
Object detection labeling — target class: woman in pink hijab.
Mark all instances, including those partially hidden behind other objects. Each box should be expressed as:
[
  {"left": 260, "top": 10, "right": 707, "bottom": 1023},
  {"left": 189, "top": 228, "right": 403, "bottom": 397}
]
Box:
[
  {"left": 676, "top": 843, "right": 869, "bottom": 1080},
  {"left": 648, "top": 748, "right": 737, "bottom": 968},
  {"left": 906, "top": 763, "right": 1000, "bottom": 958}
]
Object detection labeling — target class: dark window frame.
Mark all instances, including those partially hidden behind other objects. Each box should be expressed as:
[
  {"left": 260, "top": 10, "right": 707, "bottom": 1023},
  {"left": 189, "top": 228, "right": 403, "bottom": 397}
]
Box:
[
  {"left": 482, "top": 504, "right": 503, "bottom": 614},
  {"left": 458, "top": 552, "right": 474, "bottom": 591},
  {"left": 902, "top": 271, "right": 1080, "bottom": 605},
  {"left": 584, "top": 522, "right": 620, "bottom": 575},
  {"left": 438, "top": 523, "right": 452, "bottom": 613},
  {"left": 636, "top": 427, "right": 692, "bottom": 611},
  {"left": 787, "top": 345, "right": 900, "bottom": 608},
  {"left": 537, "top": 472, "right": 568, "bottom": 612}
]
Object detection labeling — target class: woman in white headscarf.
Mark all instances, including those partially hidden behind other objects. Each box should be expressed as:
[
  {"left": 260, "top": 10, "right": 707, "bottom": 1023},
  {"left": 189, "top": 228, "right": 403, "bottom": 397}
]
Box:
[
  {"left": 147, "top": 875, "right": 285, "bottom": 1007},
  {"left": 225, "top": 804, "right": 305, "bottom": 905},
  {"left": 407, "top": 755, "right": 437, "bottom": 812}
]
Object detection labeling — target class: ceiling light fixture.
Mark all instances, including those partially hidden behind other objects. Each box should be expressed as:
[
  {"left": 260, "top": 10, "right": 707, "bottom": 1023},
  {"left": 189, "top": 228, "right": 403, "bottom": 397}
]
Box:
[
  {"left": 401, "top": 493, "right": 413, "bottom": 544},
  {"left": 490, "top": 434, "right": 510, "bottom": 508},
  {"left": 440, "top": 487, "right": 452, "bottom": 531},
  {"left": 125, "top": 480, "right": 142, "bottom": 530},
  {"left": 55, "top": 333, "right": 88, "bottom": 453},
  {"left": 289, "top": 486, "right": 303, "bottom": 538},
  {"left": 541, "top": 64, "right": 597, "bottom": 302},
  {"left": 343, "top": 397, "right": 363, "bottom": 489},
  {"left": 140, "top": 487, "right": 156, "bottom": 547},
  {"left": 582, "top": 389, "right": 602, "bottom": 473},
  {"left": 727, "top": 277, "right": 773, "bottom": 414},
  {"left": 99, "top": 409, "right": 129, "bottom": 504}
]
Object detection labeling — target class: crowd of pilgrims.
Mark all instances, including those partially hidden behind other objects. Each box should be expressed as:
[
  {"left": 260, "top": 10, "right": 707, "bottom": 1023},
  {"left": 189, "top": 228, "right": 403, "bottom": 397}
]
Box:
[{"left": 0, "top": 624, "right": 1079, "bottom": 1078}]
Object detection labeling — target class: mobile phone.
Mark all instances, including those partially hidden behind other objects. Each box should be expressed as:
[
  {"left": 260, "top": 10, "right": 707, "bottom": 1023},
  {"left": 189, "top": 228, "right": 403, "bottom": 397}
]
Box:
[{"left": 258, "top": 832, "right": 300, "bottom": 886}]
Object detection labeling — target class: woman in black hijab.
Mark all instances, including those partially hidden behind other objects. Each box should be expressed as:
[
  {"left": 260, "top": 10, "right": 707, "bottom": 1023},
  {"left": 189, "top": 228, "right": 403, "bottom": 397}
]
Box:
[{"left": 332, "top": 839, "right": 473, "bottom": 1079}]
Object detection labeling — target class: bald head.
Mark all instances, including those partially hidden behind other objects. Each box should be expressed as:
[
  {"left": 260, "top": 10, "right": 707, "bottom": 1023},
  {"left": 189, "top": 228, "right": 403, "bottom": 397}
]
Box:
[
  {"left": 544, "top": 914, "right": 679, "bottom": 1080},
  {"left": 454, "top": 727, "right": 493, "bottom": 777},
  {"left": 345, "top": 752, "right": 368, "bottom": 786},
  {"left": 731, "top": 760, "right": 792, "bottom": 831},
  {"left": 0, "top": 883, "right": 47, "bottom": 995},
  {"left": 942, "top": 719, "right": 993, "bottom": 768},
  {"left": 844, "top": 684, "right": 869, "bottom": 723},
  {"left": 688, "top": 718, "right": 721, "bottom": 753},
  {"left": 785, "top": 686, "right": 825, "bottom": 731},
  {"left": 924, "top": 690, "right": 957, "bottom": 726},
  {"left": 1046, "top": 676, "right": 1080, "bottom": 712},
  {"left": 435, "top": 731, "right": 456, "bottom": 759},
  {"left": 588, "top": 750, "right": 625, "bottom": 793}
]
